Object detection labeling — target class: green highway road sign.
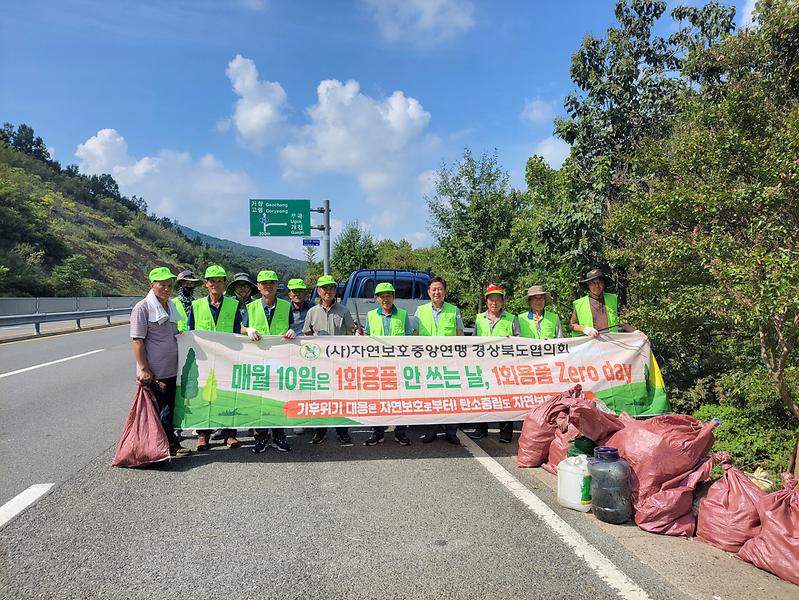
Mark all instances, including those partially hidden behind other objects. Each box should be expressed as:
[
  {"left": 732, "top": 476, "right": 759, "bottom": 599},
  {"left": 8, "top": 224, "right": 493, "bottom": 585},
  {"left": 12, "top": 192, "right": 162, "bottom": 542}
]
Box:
[{"left": 249, "top": 199, "right": 311, "bottom": 237}]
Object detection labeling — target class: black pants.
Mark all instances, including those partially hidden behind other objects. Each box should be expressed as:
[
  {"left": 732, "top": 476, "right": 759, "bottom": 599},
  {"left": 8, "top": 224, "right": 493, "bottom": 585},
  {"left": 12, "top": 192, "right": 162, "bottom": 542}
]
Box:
[
  {"left": 373, "top": 426, "right": 408, "bottom": 435},
  {"left": 425, "top": 424, "right": 458, "bottom": 436},
  {"left": 474, "top": 421, "right": 514, "bottom": 436},
  {"left": 316, "top": 427, "right": 349, "bottom": 437},
  {"left": 150, "top": 377, "right": 180, "bottom": 447},
  {"left": 255, "top": 428, "right": 287, "bottom": 440}
]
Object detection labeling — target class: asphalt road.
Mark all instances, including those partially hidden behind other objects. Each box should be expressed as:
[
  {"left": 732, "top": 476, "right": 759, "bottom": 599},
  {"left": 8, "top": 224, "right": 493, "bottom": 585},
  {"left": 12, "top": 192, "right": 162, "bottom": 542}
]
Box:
[{"left": 0, "top": 326, "right": 796, "bottom": 599}]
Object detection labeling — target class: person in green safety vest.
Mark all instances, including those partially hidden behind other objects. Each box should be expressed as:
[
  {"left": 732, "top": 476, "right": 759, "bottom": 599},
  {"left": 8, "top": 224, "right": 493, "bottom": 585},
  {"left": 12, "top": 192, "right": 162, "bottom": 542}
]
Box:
[
  {"left": 518, "top": 285, "right": 562, "bottom": 340},
  {"left": 242, "top": 270, "right": 297, "bottom": 454},
  {"left": 570, "top": 268, "right": 635, "bottom": 338},
  {"left": 413, "top": 275, "right": 464, "bottom": 445},
  {"left": 363, "top": 282, "right": 413, "bottom": 448},
  {"left": 227, "top": 272, "right": 258, "bottom": 325},
  {"left": 171, "top": 270, "right": 200, "bottom": 333},
  {"left": 469, "top": 283, "right": 520, "bottom": 443},
  {"left": 186, "top": 265, "right": 244, "bottom": 451}
]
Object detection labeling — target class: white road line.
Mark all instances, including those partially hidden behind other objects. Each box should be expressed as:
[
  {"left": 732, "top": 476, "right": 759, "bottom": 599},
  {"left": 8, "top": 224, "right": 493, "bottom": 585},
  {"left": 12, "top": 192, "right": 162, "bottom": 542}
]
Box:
[
  {"left": 0, "top": 349, "right": 105, "bottom": 379},
  {"left": 0, "top": 484, "right": 54, "bottom": 528},
  {"left": 460, "top": 435, "right": 651, "bottom": 600}
]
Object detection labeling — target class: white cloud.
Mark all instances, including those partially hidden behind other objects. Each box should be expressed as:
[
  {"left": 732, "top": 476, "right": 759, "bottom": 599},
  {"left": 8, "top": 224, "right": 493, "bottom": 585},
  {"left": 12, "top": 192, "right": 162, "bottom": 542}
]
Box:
[
  {"left": 417, "top": 169, "right": 437, "bottom": 196},
  {"left": 740, "top": 0, "right": 756, "bottom": 28},
  {"left": 533, "top": 136, "right": 570, "bottom": 169},
  {"left": 520, "top": 98, "right": 555, "bottom": 125},
  {"left": 76, "top": 128, "right": 257, "bottom": 236},
  {"left": 240, "top": 0, "right": 267, "bottom": 11},
  {"left": 280, "top": 78, "right": 433, "bottom": 204},
  {"left": 364, "top": 0, "right": 475, "bottom": 44},
  {"left": 224, "top": 54, "right": 287, "bottom": 148}
]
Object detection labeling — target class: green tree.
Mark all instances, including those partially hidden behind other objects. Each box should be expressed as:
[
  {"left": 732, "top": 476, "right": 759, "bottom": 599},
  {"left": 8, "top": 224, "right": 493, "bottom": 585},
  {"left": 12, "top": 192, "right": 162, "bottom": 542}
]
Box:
[
  {"left": 609, "top": 0, "right": 799, "bottom": 473},
  {"left": 304, "top": 246, "right": 323, "bottom": 280},
  {"left": 427, "top": 148, "right": 519, "bottom": 316},
  {"left": 554, "top": 0, "right": 735, "bottom": 290},
  {"left": 51, "top": 254, "right": 90, "bottom": 296},
  {"left": 330, "top": 221, "right": 377, "bottom": 280}
]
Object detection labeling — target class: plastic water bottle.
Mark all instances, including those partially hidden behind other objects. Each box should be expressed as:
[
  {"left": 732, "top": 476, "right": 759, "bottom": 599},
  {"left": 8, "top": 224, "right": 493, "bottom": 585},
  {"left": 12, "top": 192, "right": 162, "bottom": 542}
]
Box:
[
  {"left": 588, "top": 446, "right": 632, "bottom": 524},
  {"left": 557, "top": 454, "right": 592, "bottom": 512}
]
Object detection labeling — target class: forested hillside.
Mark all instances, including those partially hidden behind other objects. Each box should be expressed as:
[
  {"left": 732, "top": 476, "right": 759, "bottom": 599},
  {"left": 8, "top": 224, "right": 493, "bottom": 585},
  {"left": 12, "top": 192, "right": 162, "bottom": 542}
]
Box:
[{"left": 0, "top": 125, "right": 303, "bottom": 297}]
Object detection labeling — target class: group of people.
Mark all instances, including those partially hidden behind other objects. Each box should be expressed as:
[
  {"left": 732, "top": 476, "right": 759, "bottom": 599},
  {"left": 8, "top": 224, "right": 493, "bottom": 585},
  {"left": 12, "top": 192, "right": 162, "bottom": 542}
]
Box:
[{"left": 131, "top": 264, "right": 631, "bottom": 457}]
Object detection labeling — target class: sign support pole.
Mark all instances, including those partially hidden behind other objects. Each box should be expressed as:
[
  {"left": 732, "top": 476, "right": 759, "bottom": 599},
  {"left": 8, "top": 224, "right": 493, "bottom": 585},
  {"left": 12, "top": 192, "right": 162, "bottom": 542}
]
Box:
[{"left": 311, "top": 198, "right": 331, "bottom": 275}]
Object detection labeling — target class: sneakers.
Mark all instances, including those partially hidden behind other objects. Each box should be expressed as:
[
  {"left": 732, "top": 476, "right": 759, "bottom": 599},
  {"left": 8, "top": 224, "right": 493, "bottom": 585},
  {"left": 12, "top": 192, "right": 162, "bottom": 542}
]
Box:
[
  {"left": 444, "top": 432, "right": 461, "bottom": 446},
  {"left": 195, "top": 434, "right": 209, "bottom": 451},
  {"left": 468, "top": 428, "right": 488, "bottom": 440},
  {"left": 252, "top": 436, "right": 270, "bottom": 454},
  {"left": 169, "top": 444, "right": 191, "bottom": 457},
  {"left": 498, "top": 433, "right": 513, "bottom": 444},
  {"left": 338, "top": 432, "right": 353, "bottom": 447},
  {"left": 271, "top": 436, "right": 291, "bottom": 452},
  {"left": 394, "top": 431, "right": 411, "bottom": 446},
  {"left": 310, "top": 430, "right": 327, "bottom": 444},
  {"left": 420, "top": 431, "right": 439, "bottom": 443},
  {"left": 226, "top": 436, "right": 240, "bottom": 448},
  {"left": 364, "top": 433, "right": 385, "bottom": 446}
]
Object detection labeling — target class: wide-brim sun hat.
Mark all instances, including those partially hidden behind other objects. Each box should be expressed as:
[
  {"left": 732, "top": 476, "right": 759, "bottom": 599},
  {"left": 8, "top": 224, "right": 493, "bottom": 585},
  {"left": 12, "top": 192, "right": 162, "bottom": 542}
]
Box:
[
  {"left": 580, "top": 268, "right": 609, "bottom": 285},
  {"left": 227, "top": 272, "right": 258, "bottom": 295},
  {"left": 176, "top": 269, "right": 200, "bottom": 282},
  {"left": 526, "top": 285, "right": 552, "bottom": 303}
]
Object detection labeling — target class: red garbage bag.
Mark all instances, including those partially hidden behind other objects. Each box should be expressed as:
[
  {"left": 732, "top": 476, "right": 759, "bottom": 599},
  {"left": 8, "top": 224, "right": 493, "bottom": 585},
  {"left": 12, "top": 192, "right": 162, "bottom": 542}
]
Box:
[
  {"left": 542, "top": 424, "right": 579, "bottom": 475},
  {"left": 635, "top": 456, "right": 713, "bottom": 537},
  {"left": 737, "top": 473, "right": 799, "bottom": 585},
  {"left": 518, "top": 385, "right": 585, "bottom": 468},
  {"left": 567, "top": 403, "right": 625, "bottom": 442},
  {"left": 605, "top": 414, "right": 717, "bottom": 505},
  {"left": 696, "top": 452, "right": 766, "bottom": 552},
  {"left": 112, "top": 384, "right": 170, "bottom": 468}
]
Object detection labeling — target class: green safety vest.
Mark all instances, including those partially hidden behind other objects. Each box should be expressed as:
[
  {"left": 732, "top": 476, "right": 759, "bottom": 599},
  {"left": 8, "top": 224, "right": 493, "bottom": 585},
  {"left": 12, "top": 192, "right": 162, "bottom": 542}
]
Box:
[
  {"left": 572, "top": 293, "right": 618, "bottom": 336},
  {"left": 246, "top": 298, "right": 291, "bottom": 336},
  {"left": 518, "top": 310, "right": 559, "bottom": 339},
  {"left": 191, "top": 295, "right": 238, "bottom": 333},
  {"left": 475, "top": 311, "right": 515, "bottom": 336},
  {"left": 367, "top": 307, "right": 408, "bottom": 336},
  {"left": 171, "top": 298, "right": 189, "bottom": 333},
  {"left": 416, "top": 302, "right": 458, "bottom": 336}
]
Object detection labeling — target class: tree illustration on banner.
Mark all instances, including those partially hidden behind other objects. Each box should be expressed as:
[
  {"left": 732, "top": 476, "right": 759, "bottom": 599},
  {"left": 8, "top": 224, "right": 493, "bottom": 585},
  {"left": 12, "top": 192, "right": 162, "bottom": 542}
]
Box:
[
  {"left": 180, "top": 348, "right": 199, "bottom": 404},
  {"left": 202, "top": 368, "right": 218, "bottom": 403}
]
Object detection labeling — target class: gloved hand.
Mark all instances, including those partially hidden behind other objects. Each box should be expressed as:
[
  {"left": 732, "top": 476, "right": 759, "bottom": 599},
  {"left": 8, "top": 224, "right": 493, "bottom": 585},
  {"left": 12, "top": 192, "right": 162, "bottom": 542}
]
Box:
[
  {"left": 247, "top": 329, "right": 261, "bottom": 341},
  {"left": 283, "top": 329, "right": 296, "bottom": 340},
  {"left": 584, "top": 326, "right": 599, "bottom": 338}
]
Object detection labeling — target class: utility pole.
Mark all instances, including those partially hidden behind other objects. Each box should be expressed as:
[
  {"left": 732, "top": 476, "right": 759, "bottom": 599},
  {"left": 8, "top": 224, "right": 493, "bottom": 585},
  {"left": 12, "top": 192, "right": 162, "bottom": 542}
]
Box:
[{"left": 310, "top": 198, "right": 331, "bottom": 275}]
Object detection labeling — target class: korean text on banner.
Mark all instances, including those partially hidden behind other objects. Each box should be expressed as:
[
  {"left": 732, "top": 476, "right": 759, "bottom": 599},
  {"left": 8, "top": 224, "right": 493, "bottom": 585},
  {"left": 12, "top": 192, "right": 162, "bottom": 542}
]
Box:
[{"left": 174, "top": 332, "right": 670, "bottom": 430}]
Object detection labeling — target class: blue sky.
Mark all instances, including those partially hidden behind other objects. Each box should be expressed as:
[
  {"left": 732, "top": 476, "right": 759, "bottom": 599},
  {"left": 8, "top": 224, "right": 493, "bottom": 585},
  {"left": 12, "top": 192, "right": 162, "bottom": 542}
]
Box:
[{"left": 1, "top": 0, "right": 755, "bottom": 259}]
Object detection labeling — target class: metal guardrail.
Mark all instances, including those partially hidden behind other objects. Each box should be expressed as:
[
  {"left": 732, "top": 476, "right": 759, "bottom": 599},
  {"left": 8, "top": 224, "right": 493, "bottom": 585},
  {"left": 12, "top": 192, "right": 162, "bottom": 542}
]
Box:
[{"left": 0, "top": 296, "right": 140, "bottom": 335}]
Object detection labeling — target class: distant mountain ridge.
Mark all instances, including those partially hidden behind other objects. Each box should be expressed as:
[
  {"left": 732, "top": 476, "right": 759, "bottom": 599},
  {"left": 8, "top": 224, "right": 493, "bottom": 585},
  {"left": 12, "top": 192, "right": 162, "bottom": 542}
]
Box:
[{"left": 177, "top": 225, "right": 304, "bottom": 274}]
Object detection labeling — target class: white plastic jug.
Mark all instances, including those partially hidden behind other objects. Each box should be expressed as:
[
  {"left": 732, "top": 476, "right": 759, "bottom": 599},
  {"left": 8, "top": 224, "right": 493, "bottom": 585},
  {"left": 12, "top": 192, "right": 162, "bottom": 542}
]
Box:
[{"left": 557, "top": 454, "right": 592, "bottom": 512}]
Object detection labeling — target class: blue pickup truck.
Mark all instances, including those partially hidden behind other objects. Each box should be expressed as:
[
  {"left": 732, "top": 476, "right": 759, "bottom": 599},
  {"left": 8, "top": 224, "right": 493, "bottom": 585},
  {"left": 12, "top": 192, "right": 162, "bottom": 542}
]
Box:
[{"left": 312, "top": 269, "right": 431, "bottom": 327}]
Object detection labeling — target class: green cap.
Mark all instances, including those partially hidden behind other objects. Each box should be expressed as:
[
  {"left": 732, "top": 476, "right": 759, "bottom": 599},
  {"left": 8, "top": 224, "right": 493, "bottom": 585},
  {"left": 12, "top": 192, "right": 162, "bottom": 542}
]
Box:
[
  {"left": 204, "top": 265, "right": 227, "bottom": 279},
  {"left": 287, "top": 278, "right": 307, "bottom": 290},
  {"left": 149, "top": 267, "right": 177, "bottom": 282},
  {"left": 257, "top": 270, "right": 279, "bottom": 282},
  {"left": 316, "top": 274, "right": 337, "bottom": 288},
  {"left": 375, "top": 282, "right": 395, "bottom": 295}
]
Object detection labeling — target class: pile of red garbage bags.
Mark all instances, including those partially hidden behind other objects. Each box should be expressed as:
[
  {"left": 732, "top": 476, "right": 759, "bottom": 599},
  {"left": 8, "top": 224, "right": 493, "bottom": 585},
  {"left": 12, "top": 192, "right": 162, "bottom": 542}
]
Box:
[{"left": 517, "top": 392, "right": 799, "bottom": 585}]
